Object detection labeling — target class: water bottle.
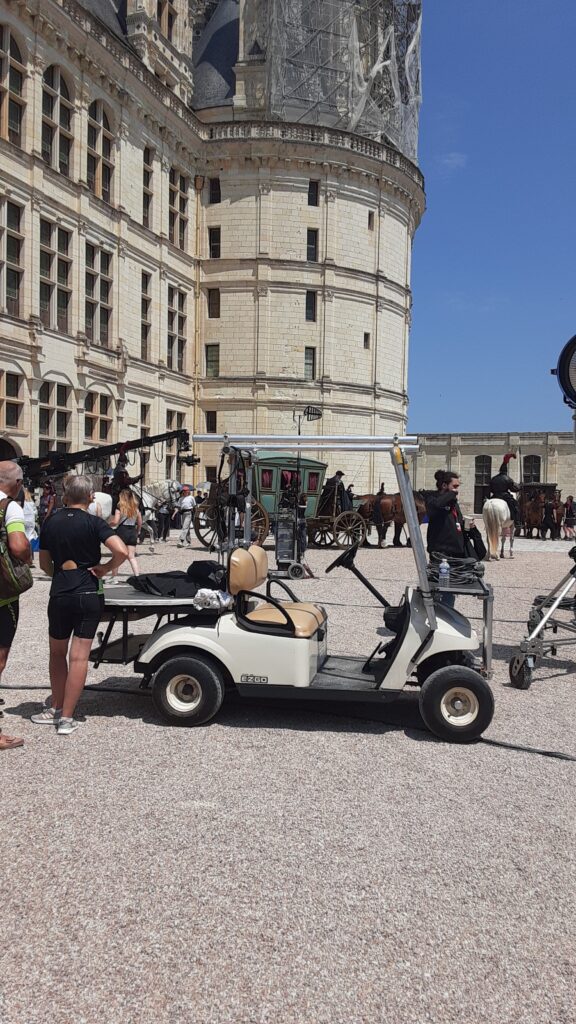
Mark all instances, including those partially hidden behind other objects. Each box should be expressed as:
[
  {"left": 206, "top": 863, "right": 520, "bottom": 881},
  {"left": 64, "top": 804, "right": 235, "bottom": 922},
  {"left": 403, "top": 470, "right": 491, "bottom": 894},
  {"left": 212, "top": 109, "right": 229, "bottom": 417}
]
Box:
[{"left": 438, "top": 558, "right": 450, "bottom": 589}]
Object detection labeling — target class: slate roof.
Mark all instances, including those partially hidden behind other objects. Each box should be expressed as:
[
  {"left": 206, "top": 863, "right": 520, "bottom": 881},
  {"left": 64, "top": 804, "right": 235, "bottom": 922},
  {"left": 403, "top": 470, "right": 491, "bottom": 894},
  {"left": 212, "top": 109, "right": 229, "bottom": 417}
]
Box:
[
  {"left": 77, "top": 0, "right": 127, "bottom": 40},
  {"left": 192, "top": 0, "right": 239, "bottom": 110}
]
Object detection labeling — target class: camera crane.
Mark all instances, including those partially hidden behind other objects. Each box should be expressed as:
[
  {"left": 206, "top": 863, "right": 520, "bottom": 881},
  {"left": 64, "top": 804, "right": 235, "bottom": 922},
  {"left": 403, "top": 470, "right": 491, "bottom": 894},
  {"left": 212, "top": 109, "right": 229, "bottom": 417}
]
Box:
[{"left": 17, "top": 429, "right": 197, "bottom": 487}]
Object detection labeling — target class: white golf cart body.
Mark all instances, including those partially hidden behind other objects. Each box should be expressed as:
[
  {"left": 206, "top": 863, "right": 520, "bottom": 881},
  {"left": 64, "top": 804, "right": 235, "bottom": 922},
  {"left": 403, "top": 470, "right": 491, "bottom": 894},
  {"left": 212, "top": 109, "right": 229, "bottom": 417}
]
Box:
[
  {"left": 113, "top": 434, "right": 494, "bottom": 742},
  {"left": 136, "top": 587, "right": 478, "bottom": 695}
]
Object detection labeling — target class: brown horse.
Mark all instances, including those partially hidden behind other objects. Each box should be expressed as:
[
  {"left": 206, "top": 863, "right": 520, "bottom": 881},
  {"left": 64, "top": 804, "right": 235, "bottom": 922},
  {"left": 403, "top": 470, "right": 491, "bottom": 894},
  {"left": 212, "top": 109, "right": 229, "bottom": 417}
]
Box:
[
  {"left": 523, "top": 494, "right": 544, "bottom": 539},
  {"left": 356, "top": 492, "right": 427, "bottom": 547}
]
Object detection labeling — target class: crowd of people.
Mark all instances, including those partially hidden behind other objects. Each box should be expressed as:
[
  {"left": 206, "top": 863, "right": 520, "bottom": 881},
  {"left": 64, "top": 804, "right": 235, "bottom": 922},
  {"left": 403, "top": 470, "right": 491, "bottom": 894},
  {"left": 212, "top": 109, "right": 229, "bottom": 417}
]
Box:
[{"left": 0, "top": 464, "right": 207, "bottom": 750}]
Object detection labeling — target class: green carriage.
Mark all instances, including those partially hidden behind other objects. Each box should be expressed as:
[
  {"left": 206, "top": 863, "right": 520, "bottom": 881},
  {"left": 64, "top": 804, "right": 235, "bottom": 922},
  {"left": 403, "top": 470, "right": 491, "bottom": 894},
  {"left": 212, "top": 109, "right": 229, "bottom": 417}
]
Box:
[{"left": 193, "top": 450, "right": 367, "bottom": 550}]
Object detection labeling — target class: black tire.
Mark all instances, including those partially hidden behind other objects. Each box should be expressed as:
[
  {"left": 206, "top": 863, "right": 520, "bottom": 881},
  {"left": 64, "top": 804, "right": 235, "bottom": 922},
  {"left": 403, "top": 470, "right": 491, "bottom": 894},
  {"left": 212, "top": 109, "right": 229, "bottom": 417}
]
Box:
[
  {"left": 416, "top": 650, "right": 475, "bottom": 686},
  {"left": 152, "top": 655, "right": 225, "bottom": 725},
  {"left": 508, "top": 655, "right": 533, "bottom": 691},
  {"left": 419, "top": 666, "right": 494, "bottom": 743}
]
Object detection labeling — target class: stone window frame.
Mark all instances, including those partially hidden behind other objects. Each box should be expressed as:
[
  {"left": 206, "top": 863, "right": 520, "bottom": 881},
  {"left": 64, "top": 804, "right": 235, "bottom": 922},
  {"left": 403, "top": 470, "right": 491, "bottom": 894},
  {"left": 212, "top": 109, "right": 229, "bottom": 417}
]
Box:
[
  {"left": 1, "top": 198, "right": 24, "bottom": 317},
  {"left": 141, "top": 270, "right": 152, "bottom": 361},
  {"left": 87, "top": 99, "right": 114, "bottom": 204},
  {"left": 169, "top": 167, "right": 189, "bottom": 250},
  {"left": 38, "top": 380, "right": 71, "bottom": 455},
  {"left": 307, "top": 180, "right": 320, "bottom": 207},
  {"left": 143, "top": 146, "right": 154, "bottom": 228},
  {"left": 306, "top": 228, "right": 318, "bottom": 262},
  {"left": 0, "top": 25, "right": 26, "bottom": 149},
  {"left": 205, "top": 343, "right": 220, "bottom": 378},
  {"left": 167, "top": 284, "right": 187, "bottom": 373},
  {"left": 0, "top": 369, "right": 25, "bottom": 432},
  {"left": 523, "top": 455, "right": 541, "bottom": 485},
  {"left": 207, "top": 287, "right": 220, "bottom": 319},
  {"left": 39, "top": 218, "right": 72, "bottom": 333},
  {"left": 304, "top": 346, "right": 316, "bottom": 381},
  {"left": 84, "top": 390, "right": 113, "bottom": 444},
  {"left": 166, "top": 408, "right": 185, "bottom": 478},
  {"left": 208, "top": 226, "right": 221, "bottom": 259},
  {"left": 42, "top": 65, "right": 73, "bottom": 177},
  {"left": 305, "top": 290, "right": 317, "bottom": 323},
  {"left": 208, "top": 177, "right": 221, "bottom": 205},
  {"left": 85, "top": 241, "right": 113, "bottom": 347},
  {"left": 156, "top": 0, "right": 177, "bottom": 43}
]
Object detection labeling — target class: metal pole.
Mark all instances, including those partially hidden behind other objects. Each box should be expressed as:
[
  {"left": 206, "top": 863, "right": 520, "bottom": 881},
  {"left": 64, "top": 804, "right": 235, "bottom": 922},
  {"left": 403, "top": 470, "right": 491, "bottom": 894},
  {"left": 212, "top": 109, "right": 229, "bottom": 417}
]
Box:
[
  {"left": 390, "top": 445, "right": 437, "bottom": 630},
  {"left": 191, "top": 433, "right": 418, "bottom": 445}
]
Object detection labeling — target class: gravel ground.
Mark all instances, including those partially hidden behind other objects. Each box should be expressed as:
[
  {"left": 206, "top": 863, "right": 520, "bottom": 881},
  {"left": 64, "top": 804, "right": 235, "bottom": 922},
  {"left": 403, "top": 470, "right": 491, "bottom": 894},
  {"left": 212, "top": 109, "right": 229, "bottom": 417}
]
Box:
[{"left": 1, "top": 533, "right": 575, "bottom": 1024}]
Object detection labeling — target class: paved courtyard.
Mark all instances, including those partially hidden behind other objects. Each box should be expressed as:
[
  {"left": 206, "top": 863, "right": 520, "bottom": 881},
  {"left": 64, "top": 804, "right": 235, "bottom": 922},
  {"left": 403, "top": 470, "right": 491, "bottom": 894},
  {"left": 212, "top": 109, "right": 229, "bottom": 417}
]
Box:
[{"left": 2, "top": 534, "right": 575, "bottom": 1024}]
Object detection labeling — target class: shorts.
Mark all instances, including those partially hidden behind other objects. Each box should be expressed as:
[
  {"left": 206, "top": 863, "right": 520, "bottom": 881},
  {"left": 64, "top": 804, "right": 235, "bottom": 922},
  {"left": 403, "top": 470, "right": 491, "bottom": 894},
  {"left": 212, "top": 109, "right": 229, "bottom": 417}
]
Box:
[
  {"left": 48, "top": 592, "right": 104, "bottom": 641},
  {"left": 0, "top": 600, "right": 19, "bottom": 649},
  {"left": 116, "top": 525, "right": 138, "bottom": 546}
]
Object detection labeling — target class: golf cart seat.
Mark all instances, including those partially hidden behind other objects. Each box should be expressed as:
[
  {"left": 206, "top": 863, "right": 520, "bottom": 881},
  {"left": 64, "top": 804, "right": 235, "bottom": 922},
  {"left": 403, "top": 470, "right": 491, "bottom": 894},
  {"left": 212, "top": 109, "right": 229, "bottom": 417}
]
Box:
[{"left": 228, "top": 546, "right": 327, "bottom": 638}]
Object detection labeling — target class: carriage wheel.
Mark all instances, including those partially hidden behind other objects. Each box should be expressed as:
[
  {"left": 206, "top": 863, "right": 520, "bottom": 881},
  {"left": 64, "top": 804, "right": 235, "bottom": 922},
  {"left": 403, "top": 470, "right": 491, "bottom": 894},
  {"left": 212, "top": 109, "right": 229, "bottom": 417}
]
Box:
[
  {"left": 249, "top": 501, "right": 270, "bottom": 546},
  {"left": 334, "top": 511, "right": 366, "bottom": 549},
  {"left": 309, "top": 525, "right": 336, "bottom": 548},
  {"left": 193, "top": 505, "right": 220, "bottom": 550}
]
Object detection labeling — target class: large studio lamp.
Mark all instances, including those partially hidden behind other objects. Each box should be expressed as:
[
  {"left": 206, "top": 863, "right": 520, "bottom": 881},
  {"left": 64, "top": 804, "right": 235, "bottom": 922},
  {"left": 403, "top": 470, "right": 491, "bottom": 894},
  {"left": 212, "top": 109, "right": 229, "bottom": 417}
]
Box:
[
  {"left": 552, "top": 334, "right": 576, "bottom": 441},
  {"left": 553, "top": 334, "right": 576, "bottom": 408}
]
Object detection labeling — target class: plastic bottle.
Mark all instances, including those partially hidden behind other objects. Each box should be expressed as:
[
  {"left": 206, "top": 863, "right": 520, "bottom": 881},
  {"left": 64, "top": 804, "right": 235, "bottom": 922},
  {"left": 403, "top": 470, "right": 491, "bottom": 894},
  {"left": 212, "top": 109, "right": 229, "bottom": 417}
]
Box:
[{"left": 438, "top": 558, "right": 450, "bottom": 589}]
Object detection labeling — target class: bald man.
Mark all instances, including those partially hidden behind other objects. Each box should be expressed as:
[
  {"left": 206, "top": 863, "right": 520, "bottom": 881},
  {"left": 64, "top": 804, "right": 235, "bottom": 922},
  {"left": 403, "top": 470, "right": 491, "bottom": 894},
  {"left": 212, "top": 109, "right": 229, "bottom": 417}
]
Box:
[{"left": 0, "top": 460, "right": 31, "bottom": 750}]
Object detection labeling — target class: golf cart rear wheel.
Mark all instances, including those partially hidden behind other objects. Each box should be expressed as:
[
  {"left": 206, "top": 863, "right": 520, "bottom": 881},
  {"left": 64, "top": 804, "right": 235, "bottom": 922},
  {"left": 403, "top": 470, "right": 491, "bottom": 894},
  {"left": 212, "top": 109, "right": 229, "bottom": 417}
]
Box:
[
  {"left": 419, "top": 666, "right": 494, "bottom": 743},
  {"left": 152, "top": 655, "right": 225, "bottom": 725},
  {"left": 508, "top": 655, "right": 533, "bottom": 690}
]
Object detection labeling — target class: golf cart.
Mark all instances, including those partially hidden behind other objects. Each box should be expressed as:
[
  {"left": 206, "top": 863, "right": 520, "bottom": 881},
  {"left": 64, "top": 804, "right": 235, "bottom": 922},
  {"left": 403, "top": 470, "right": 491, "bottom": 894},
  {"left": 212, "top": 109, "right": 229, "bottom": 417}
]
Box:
[{"left": 124, "top": 435, "right": 494, "bottom": 743}]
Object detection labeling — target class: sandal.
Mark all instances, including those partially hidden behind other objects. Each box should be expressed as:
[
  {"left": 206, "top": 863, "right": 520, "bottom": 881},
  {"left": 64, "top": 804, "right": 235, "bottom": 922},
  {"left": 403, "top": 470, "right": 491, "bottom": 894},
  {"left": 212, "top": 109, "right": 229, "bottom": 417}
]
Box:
[{"left": 0, "top": 734, "right": 24, "bottom": 750}]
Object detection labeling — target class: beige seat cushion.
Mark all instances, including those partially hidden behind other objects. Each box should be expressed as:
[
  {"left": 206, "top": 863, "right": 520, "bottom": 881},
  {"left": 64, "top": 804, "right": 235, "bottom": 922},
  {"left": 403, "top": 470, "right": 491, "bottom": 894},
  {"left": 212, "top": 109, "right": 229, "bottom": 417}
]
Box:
[
  {"left": 245, "top": 604, "right": 324, "bottom": 638},
  {"left": 254, "top": 601, "right": 327, "bottom": 628}
]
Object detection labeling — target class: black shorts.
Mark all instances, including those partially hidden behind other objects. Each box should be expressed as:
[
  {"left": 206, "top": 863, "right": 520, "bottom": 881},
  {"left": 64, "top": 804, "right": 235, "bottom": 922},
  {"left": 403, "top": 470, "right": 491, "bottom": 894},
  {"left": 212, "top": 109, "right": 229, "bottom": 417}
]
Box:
[
  {"left": 0, "top": 600, "right": 19, "bottom": 649},
  {"left": 48, "top": 592, "right": 104, "bottom": 641},
  {"left": 116, "top": 525, "right": 138, "bottom": 546}
]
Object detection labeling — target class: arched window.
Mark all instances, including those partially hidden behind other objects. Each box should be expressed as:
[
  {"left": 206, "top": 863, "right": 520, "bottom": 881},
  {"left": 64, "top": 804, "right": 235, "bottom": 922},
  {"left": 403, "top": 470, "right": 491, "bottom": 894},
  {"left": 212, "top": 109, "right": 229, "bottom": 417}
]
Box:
[
  {"left": 87, "top": 100, "right": 113, "bottom": 203},
  {"left": 0, "top": 26, "right": 26, "bottom": 147},
  {"left": 42, "top": 66, "right": 73, "bottom": 176},
  {"left": 523, "top": 455, "right": 541, "bottom": 484}
]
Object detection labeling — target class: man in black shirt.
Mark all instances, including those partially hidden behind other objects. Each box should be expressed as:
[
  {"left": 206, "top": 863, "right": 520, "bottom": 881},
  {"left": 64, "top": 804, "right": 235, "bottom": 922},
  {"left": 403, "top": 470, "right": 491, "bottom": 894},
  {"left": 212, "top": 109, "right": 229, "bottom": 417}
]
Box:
[{"left": 34, "top": 475, "right": 128, "bottom": 735}]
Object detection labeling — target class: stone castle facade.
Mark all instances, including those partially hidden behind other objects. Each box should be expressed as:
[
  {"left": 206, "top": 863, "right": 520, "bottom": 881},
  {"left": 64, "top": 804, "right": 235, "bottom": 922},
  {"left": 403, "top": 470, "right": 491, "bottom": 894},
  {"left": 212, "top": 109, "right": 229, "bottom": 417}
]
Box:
[
  {"left": 409, "top": 433, "right": 576, "bottom": 516},
  {"left": 0, "top": 0, "right": 425, "bottom": 488}
]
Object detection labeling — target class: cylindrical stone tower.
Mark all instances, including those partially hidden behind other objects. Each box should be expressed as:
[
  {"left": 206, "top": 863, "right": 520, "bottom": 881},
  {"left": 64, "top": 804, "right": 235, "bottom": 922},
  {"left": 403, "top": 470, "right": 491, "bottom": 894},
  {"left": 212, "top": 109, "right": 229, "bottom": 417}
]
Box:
[{"left": 192, "top": 0, "right": 424, "bottom": 487}]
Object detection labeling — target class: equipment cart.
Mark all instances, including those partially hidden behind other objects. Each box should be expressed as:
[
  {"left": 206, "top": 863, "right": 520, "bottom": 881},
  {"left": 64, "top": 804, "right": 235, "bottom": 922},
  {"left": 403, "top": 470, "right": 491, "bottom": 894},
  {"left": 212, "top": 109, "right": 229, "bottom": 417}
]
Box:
[{"left": 509, "top": 545, "right": 576, "bottom": 689}]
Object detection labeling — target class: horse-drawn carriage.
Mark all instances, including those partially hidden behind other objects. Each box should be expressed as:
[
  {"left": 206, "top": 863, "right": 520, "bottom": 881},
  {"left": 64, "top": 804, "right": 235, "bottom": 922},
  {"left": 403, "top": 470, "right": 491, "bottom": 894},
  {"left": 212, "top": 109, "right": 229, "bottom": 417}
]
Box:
[{"left": 193, "top": 451, "right": 368, "bottom": 550}]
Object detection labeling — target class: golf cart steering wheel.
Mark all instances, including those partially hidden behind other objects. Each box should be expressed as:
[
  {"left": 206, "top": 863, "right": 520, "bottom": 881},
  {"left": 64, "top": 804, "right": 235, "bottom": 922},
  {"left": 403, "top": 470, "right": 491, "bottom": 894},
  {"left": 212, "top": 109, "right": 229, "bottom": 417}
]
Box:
[{"left": 325, "top": 541, "right": 360, "bottom": 574}]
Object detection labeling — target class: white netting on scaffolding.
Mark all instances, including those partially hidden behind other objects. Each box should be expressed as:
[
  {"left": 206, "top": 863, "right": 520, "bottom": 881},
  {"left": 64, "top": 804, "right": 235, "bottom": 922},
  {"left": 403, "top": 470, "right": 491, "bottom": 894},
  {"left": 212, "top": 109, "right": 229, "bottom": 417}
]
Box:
[{"left": 267, "top": 0, "right": 422, "bottom": 162}]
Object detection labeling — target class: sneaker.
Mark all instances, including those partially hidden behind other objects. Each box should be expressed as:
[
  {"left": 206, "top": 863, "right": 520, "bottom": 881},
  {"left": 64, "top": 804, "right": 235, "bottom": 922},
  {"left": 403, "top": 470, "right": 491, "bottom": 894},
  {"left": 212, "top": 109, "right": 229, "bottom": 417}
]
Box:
[
  {"left": 57, "top": 717, "right": 81, "bottom": 735},
  {"left": 31, "top": 707, "right": 62, "bottom": 725},
  {"left": 177, "top": 542, "right": 184, "bottom": 548}
]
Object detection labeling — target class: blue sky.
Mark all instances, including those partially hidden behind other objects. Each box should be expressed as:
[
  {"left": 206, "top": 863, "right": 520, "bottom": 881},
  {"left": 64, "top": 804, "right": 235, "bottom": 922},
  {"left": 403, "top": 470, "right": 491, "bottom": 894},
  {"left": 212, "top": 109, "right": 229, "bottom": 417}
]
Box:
[{"left": 408, "top": 0, "right": 576, "bottom": 433}]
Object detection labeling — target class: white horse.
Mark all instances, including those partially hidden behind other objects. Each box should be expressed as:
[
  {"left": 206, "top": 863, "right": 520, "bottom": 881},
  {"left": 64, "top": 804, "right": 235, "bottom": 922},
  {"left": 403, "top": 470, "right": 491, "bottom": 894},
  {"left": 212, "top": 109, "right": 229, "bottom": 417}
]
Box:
[{"left": 483, "top": 498, "right": 514, "bottom": 559}]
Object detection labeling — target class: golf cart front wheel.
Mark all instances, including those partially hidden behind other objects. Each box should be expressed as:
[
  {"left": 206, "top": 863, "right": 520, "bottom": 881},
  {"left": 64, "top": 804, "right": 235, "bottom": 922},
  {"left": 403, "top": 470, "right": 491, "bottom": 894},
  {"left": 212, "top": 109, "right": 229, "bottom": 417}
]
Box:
[
  {"left": 419, "top": 666, "right": 494, "bottom": 743},
  {"left": 508, "top": 654, "right": 533, "bottom": 690},
  {"left": 152, "top": 655, "right": 225, "bottom": 725}
]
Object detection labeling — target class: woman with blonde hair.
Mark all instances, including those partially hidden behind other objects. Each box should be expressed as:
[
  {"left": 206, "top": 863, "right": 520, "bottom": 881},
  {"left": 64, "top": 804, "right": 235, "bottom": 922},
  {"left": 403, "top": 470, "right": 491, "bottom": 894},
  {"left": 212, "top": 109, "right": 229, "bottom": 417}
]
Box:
[{"left": 109, "top": 489, "right": 142, "bottom": 579}]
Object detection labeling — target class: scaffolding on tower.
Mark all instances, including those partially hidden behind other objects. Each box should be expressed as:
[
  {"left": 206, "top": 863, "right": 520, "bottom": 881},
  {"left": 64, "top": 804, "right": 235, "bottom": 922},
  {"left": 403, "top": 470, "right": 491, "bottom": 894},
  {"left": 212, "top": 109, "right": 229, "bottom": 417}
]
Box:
[{"left": 267, "top": 0, "right": 422, "bottom": 162}]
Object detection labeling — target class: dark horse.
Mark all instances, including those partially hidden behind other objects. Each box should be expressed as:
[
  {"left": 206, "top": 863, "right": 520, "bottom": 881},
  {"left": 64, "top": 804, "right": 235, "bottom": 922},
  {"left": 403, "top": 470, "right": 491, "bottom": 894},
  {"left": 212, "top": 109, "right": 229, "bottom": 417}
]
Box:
[{"left": 356, "top": 492, "right": 427, "bottom": 547}]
